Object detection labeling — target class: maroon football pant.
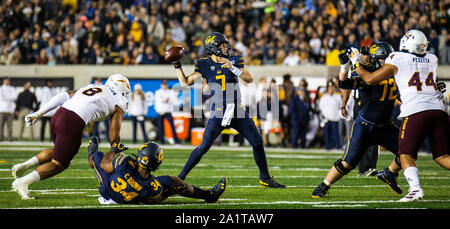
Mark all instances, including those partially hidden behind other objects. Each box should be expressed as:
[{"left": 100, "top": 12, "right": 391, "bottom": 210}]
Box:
[
  {"left": 398, "top": 110, "right": 449, "bottom": 160},
  {"left": 50, "top": 107, "right": 86, "bottom": 168}
]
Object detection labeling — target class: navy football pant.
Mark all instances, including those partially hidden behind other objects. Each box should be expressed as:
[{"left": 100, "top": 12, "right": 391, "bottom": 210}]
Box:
[
  {"left": 178, "top": 112, "right": 270, "bottom": 180},
  {"left": 341, "top": 115, "right": 399, "bottom": 168}
]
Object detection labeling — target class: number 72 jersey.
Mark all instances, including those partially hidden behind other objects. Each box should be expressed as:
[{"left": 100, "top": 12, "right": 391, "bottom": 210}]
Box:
[
  {"left": 385, "top": 51, "right": 447, "bottom": 118},
  {"left": 62, "top": 84, "right": 128, "bottom": 124}
]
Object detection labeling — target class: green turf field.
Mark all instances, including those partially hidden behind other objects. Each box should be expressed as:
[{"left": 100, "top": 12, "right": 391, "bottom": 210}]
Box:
[{"left": 0, "top": 142, "right": 449, "bottom": 209}]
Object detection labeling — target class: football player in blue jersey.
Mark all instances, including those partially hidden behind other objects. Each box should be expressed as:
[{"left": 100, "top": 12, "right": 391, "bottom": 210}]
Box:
[
  {"left": 312, "top": 42, "right": 403, "bottom": 198},
  {"left": 88, "top": 137, "right": 227, "bottom": 204},
  {"left": 172, "top": 32, "right": 285, "bottom": 188}
]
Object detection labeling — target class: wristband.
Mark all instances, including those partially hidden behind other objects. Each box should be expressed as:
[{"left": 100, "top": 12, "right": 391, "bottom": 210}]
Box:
[
  {"left": 230, "top": 65, "right": 243, "bottom": 76},
  {"left": 173, "top": 61, "right": 181, "bottom": 69}
]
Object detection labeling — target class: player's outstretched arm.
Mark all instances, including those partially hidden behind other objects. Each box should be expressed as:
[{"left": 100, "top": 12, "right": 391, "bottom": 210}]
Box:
[
  {"left": 356, "top": 64, "right": 397, "bottom": 85},
  {"left": 108, "top": 105, "right": 125, "bottom": 146},
  {"left": 100, "top": 141, "right": 128, "bottom": 173},
  {"left": 340, "top": 89, "right": 351, "bottom": 118},
  {"left": 173, "top": 61, "right": 202, "bottom": 87},
  {"left": 24, "top": 91, "right": 71, "bottom": 126},
  {"left": 175, "top": 67, "right": 202, "bottom": 87}
]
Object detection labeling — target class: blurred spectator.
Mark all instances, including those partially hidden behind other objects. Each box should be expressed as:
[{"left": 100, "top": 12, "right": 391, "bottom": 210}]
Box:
[
  {"left": 15, "top": 81, "right": 38, "bottom": 140},
  {"left": 0, "top": 0, "right": 447, "bottom": 66},
  {"left": 319, "top": 82, "right": 342, "bottom": 150},
  {"left": 239, "top": 80, "right": 256, "bottom": 118},
  {"left": 290, "top": 88, "right": 310, "bottom": 149},
  {"left": 129, "top": 84, "right": 148, "bottom": 144},
  {"left": 38, "top": 79, "right": 57, "bottom": 142},
  {"left": 282, "top": 49, "right": 300, "bottom": 66},
  {"left": 155, "top": 80, "right": 180, "bottom": 145},
  {"left": 0, "top": 77, "right": 17, "bottom": 141},
  {"left": 439, "top": 28, "right": 449, "bottom": 65}
]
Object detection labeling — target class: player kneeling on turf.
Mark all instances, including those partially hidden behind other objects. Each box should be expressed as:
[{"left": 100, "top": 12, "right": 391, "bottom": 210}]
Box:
[{"left": 88, "top": 137, "right": 227, "bottom": 204}]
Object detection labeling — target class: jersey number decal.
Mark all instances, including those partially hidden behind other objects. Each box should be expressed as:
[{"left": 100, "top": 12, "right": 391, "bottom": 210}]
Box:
[
  {"left": 111, "top": 178, "right": 138, "bottom": 202},
  {"left": 216, "top": 74, "right": 226, "bottom": 91},
  {"left": 82, "top": 87, "right": 103, "bottom": 96},
  {"left": 408, "top": 72, "right": 436, "bottom": 91},
  {"left": 379, "top": 78, "right": 397, "bottom": 101}
]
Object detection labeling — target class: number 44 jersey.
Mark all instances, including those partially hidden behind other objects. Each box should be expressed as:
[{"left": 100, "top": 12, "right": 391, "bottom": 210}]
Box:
[
  {"left": 385, "top": 51, "right": 447, "bottom": 118},
  {"left": 62, "top": 84, "right": 128, "bottom": 124}
]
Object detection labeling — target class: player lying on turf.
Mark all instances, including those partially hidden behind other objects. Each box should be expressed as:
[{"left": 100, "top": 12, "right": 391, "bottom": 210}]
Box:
[
  {"left": 171, "top": 32, "right": 284, "bottom": 188},
  {"left": 88, "top": 137, "right": 227, "bottom": 204},
  {"left": 349, "top": 29, "right": 450, "bottom": 202},
  {"left": 312, "top": 42, "right": 403, "bottom": 198}
]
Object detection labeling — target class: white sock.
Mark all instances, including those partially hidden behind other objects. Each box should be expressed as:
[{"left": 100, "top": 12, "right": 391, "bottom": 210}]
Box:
[
  {"left": 404, "top": 167, "right": 421, "bottom": 190},
  {"left": 20, "top": 170, "right": 40, "bottom": 185},
  {"left": 21, "top": 157, "right": 39, "bottom": 170},
  {"left": 323, "top": 179, "right": 331, "bottom": 186}
]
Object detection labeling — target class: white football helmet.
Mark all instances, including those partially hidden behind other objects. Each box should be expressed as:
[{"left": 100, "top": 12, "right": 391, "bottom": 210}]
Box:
[
  {"left": 399, "top": 29, "right": 428, "bottom": 55},
  {"left": 105, "top": 73, "right": 131, "bottom": 100}
]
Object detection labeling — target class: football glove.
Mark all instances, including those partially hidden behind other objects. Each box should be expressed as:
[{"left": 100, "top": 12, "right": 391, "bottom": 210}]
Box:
[
  {"left": 339, "top": 51, "right": 351, "bottom": 73},
  {"left": 111, "top": 141, "right": 128, "bottom": 154},
  {"left": 437, "top": 81, "right": 446, "bottom": 93},
  {"left": 173, "top": 61, "right": 182, "bottom": 69},
  {"left": 24, "top": 112, "right": 40, "bottom": 126},
  {"left": 348, "top": 47, "right": 361, "bottom": 66},
  {"left": 338, "top": 51, "right": 350, "bottom": 65}
]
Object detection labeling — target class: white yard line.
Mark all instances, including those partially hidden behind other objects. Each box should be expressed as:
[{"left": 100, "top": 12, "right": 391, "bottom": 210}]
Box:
[{"left": 4, "top": 199, "right": 450, "bottom": 209}]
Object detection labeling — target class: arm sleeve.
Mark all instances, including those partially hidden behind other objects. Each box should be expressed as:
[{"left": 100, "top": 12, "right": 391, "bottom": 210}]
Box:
[
  {"left": 36, "top": 92, "right": 70, "bottom": 116},
  {"left": 112, "top": 155, "right": 129, "bottom": 171},
  {"left": 338, "top": 78, "right": 357, "bottom": 89}
]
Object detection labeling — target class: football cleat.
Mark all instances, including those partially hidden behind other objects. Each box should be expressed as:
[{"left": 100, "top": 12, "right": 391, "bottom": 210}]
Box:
[
  {"left": 260, "top": 177, "right": 286, "bottom": 189},
  {"left": 358, "top": 168, "right": 378, "bottom": 177},
  {"left": 11, "top": 164, "right": 27, "bottom": 179},
  {"left": 312, "top": 182, "right": 330, "bottom": 198},
  {"left": 12, "top": 179, "right": 35, "bottom": 200},
  {"left": 376, "top": 168, "right": 402, "bottom": 194},
  {"left": 399, "top": 188, "right": 424, "bottom": 202},
  {"left": 88, "top": 136, "right": 99, "bottom": 156},
  {"left": 206, "top": 177, "right": 228, "bottom": 203}
]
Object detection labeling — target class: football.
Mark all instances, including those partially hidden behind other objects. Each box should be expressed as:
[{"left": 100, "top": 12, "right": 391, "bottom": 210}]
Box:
[{"left": 164, "top": 46, "right": 185, "bottom": 62}]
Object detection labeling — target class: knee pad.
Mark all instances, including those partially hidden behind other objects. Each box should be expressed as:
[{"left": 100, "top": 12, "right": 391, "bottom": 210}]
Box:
[{"left": 334, "top": 159, "right": 352, "bottom": 175}]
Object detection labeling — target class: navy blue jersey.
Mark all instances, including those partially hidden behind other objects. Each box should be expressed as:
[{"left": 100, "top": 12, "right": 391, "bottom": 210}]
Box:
[
  {"left": 195, "top": 55, "right": 244, "bottom": 111},
  {"left": 106, "top": 155, "right": 163, "bottom": 204},
  {"left": 350, "top": 68, "right": 398, "bottom": 124}
]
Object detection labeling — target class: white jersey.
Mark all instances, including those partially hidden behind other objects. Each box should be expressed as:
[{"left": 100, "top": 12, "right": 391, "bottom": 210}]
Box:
[
  {"left": 385, "top": 51, "right": 447, "bottom": 118},
  {"left": 62, "top": 84, "right": 128, "bottom": 124}
]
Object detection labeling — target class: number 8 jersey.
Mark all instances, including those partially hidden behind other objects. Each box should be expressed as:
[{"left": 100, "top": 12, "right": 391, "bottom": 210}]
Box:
[
  {"left": 62, "top": 84, "right": 128, "bottom": 124},
  {"left": 385, "top": 52, "right": 447, "bottom": 118}
]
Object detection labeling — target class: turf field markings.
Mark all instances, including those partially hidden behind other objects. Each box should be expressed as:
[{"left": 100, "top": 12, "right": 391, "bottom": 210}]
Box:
[
  {"left": 4, "top": 199, "right": 450, "bottom": 209},
  {"left": 312, "top": 204, "right": 368, "bottom": 208}
]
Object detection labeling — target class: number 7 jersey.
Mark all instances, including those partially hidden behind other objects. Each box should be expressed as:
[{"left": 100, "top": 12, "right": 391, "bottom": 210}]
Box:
[
  {"left": 62, "top": 84, "right": 128, "bottom": 124},
  {"left": 385, "top": 51, "right": 447, "bottom": 118}
]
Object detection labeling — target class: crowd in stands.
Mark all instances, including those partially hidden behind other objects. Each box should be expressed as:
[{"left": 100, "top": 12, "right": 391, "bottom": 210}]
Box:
[{"left": 0, "top": 0, "right": 449, "bottom": 66}]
